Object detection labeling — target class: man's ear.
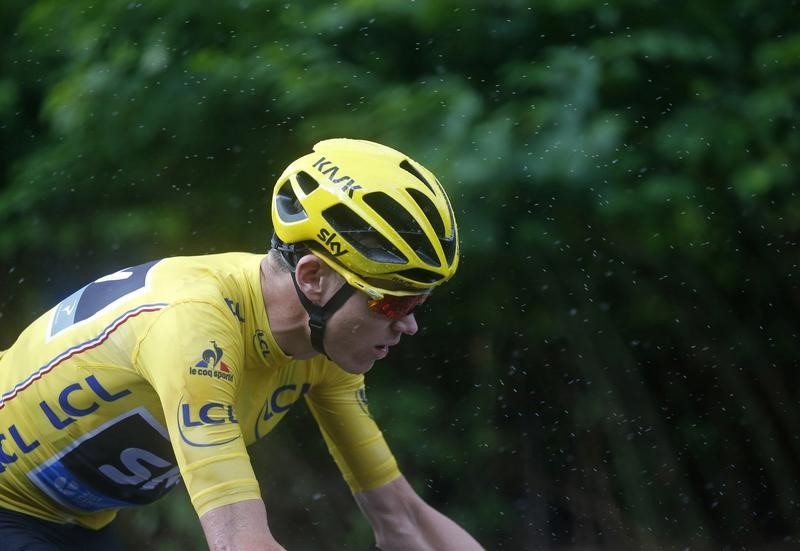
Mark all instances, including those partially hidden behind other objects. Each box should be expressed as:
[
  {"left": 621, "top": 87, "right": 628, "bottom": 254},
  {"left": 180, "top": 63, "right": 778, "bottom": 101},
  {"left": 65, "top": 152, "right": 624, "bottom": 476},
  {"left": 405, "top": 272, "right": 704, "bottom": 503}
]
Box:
[{"left": 294, "top": 255, "right": 329, "bottom": 305}]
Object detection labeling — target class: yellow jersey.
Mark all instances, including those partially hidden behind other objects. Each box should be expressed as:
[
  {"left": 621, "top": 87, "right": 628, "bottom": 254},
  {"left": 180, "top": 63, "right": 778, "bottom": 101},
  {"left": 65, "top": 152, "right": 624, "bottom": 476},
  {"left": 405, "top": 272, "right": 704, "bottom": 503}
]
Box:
[{"left": 0, "top": 253, "right": 399, "bottom": 529}]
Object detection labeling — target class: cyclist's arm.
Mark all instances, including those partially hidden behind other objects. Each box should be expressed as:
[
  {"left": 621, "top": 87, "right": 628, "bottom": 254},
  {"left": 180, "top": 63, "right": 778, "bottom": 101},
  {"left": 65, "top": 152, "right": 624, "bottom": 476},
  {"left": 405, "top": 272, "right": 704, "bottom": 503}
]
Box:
[
  {"left": 304, "top": 362, "right": 401, "bottom": 493},
  {"left": 135, "top": 301, "right": 282, "bottom": 549},
  {"left": 306, "top": 361, "right": 482, "bottom": 549},
  {"left": 354, "top": 475, "right": 484, "bottom": 551},
  {"left": 200, "top": 499, "right": 285, "bottom": 551}
]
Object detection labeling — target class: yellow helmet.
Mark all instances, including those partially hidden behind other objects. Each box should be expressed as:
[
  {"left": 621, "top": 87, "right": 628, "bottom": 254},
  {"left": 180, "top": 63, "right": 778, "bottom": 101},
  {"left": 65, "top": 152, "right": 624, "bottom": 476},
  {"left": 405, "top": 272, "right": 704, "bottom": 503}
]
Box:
[{"left": 271, "top": 138, "right": 459, "bottom": 299}]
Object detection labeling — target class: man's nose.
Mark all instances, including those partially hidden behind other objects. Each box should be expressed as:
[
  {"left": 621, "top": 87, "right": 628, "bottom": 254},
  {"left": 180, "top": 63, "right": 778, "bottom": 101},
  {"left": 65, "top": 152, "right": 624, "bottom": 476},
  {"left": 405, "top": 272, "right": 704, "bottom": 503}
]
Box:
[{"left": 392, "top": 313, "right": 418, "bottom": 336}]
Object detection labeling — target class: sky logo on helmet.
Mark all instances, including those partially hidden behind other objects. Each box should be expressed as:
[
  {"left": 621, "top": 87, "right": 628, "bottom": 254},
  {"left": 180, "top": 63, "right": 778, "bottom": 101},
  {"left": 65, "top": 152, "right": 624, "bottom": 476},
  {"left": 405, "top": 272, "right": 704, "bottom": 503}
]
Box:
[
  {"left": 190, "top": 341, "right": 233, "bottom": 382},
  {"left": 317, "top": 228, "right": 349, "bottom": 257},
  {"left": 312, "top": 156, "right": 363, "bottom": 198}
]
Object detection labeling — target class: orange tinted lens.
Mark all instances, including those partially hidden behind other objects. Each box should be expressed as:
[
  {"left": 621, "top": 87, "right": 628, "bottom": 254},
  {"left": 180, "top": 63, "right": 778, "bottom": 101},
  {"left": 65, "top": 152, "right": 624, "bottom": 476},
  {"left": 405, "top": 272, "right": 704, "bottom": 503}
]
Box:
[{"left": 368, "top": 294, "right": 427, "bottom": 320}]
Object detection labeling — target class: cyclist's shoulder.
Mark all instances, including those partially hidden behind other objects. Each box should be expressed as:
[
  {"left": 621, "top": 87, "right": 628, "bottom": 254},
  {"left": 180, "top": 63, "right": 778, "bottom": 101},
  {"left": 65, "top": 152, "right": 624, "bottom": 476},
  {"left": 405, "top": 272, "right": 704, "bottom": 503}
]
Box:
[
  {"left": 136, "top": 252, "right": 263, "bottom": 306},
  {"left": 152, "top": 252, "right": 262, "bottom": 284}
]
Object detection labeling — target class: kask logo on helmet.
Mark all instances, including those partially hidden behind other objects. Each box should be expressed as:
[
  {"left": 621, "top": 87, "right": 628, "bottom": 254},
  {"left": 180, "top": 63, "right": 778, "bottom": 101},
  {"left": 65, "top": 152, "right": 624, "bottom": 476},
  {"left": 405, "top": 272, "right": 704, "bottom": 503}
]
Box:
[{"left": 311, "top": 156, "right": 363, "bottom": 198}]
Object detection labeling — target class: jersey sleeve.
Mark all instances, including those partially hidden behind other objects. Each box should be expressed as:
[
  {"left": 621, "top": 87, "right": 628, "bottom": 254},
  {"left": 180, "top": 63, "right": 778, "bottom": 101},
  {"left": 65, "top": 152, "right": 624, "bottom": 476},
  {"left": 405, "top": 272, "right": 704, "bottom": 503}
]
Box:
[
  {"left": 134, "top": 300, "right": 260, "bottom": 517},
  {"left": 305, "top": 360, "right": 400, "bottom": 493}
]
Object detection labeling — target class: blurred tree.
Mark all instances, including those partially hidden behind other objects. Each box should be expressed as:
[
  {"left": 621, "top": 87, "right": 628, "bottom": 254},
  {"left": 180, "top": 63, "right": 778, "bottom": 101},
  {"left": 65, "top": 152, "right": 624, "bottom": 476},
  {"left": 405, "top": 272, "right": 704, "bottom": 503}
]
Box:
[{"left": 2, "top": 0, "right": 800, "bottom": 549}]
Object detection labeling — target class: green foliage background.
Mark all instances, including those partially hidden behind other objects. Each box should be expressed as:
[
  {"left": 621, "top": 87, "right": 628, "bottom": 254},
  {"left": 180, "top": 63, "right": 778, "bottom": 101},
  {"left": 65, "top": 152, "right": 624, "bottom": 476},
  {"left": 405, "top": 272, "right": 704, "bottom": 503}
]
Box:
[{"left": 2, "top": 0, "right": 799, "bottom": 549}]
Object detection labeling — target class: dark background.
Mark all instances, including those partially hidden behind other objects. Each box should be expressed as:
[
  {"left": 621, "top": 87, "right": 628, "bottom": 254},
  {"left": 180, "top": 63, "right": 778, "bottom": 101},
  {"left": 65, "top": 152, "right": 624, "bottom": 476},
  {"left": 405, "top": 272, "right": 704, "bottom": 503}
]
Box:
[{"left": 2, "top": 1, "right": 799, "bottom": 549}]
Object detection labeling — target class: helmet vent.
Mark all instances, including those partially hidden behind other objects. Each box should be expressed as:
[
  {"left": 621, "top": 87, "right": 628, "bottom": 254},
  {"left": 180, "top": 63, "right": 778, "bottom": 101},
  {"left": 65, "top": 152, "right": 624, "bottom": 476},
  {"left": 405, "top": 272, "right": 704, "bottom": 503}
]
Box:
[
  {"left": 296, "top": 171, "right": 319, "bottom": 195},
  {"left": 275, "top": 180, "right": 308, "bottom": 223},
  {"left": 400, "top": 160, "right": 435, "bottom": 194},
  {"left": 363, "top": 192, "right": 440, "bottom": 268},
  {"left": 440, "top": 235, "right": 457, "bottom": 265},
  {"left": 406, "top": 188, "right": 445, "bottom": 237},
  {"left": 321, "top": 204, "right": 408, "bottom": 264},
  {"left": 395, "top": 268, "right": 444, "bottom": 285}
]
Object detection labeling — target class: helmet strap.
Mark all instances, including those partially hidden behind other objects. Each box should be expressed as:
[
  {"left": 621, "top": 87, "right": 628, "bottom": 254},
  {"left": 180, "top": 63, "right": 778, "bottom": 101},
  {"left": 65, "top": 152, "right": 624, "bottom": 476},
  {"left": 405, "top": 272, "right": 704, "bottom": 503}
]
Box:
[
  {"left": 271, "top": 233, "right": 307, "bottom": 268},
  {"left": 290, "top": 269, "right": 355, "bottom": 358}
]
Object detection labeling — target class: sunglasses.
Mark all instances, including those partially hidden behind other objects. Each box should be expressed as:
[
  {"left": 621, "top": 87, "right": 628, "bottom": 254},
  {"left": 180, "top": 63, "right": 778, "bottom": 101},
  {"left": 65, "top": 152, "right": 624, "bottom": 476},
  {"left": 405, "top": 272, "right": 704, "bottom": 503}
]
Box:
[{"left": 367, "top": 293, "right": 428, "bottom": 320}]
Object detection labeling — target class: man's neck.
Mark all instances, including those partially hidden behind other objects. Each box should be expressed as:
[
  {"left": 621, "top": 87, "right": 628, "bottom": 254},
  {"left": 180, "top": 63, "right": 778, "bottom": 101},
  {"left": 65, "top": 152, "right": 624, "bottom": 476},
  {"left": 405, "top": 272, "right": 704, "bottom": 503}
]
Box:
[{"left": 259, "top": 256, "right": 317, "bottom": 360}]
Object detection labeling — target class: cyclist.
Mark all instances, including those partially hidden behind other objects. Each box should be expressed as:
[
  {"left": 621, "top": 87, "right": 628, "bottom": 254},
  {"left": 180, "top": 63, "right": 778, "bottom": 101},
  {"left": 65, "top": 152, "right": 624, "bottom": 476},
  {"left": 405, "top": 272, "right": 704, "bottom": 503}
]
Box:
[{"left": 0, "top": 139, "right": 483, "bottom": 550}]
